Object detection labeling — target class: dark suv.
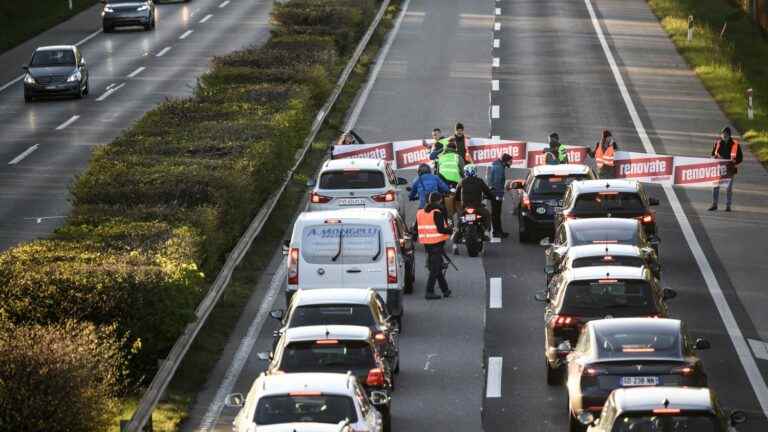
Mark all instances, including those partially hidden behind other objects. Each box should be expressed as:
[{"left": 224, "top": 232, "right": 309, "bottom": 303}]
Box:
[{"left": 101, "top": 1, "right": 156, "bottom": 32}]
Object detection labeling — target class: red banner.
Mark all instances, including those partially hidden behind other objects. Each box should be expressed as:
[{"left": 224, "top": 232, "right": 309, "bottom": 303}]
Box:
[
  {"left": 334, "top": 142, "right": 394, "bottom": 161},
  {"left": 614, "top": 155, "right": 674, "bottom": 180},
  {"left": 674, "top": 160, "right": 731, "bottom": 185},
  {"left": 395, "top": 145, "right": 431, "bottom": 169},
  {"left": 526, "top": 147, "right": 588, "bottom": 168},
  {"left": 469, "top": 141, "right": 526, "bottom": 165}
]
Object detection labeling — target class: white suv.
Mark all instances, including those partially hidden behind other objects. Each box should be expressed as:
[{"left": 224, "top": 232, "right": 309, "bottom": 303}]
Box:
[{"left": 308, "top": 159, "right": 408, "bottom": 220}]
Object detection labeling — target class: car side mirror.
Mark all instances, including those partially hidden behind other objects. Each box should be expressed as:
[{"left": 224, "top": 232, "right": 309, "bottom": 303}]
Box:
[
  {"left": 534, "top": 291, "right": 549, "bottom": 303},
  {"left": 694, "top": 337, "right": 711, "bottom": 350},
  {"left": 578, "top": 411, "right": 596, "bottom": 426},
  {"left": 397, "top": 177, "right": 408, "bottom": 185},
  {"left": 225, "top": 393, "right": 244, "bottom": 407},
  {"left": 539, "top": 237, "right": 551, "bottom": 247},
  {"left": 556, "top": 340, "right": 573, "bottom": 354},
  {"left": 662, "top": 288, "right": 677, "bottom": 300},
  {"left": 269, "top": 309, "right": 284, "bottom": 321},
  {"left": 648, "top": 197, "right": 660, "bottom": 206},
  {"left": 730, "top": 410, "right": 747, "bottom": 425},
  {"left": 369, "top": 390, "right": 390, "bottom": 406}
]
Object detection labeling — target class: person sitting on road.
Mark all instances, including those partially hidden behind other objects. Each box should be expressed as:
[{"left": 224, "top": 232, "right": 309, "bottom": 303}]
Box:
[
  {"left": 409, "top": 163, "right": 450, "bottom": 209},
  {"left": 454, "top": 164, "right": 493, "bottom": 249}
]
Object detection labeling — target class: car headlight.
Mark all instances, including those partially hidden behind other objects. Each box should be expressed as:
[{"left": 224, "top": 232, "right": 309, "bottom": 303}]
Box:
[
  {"left": 104, "top": 6, "right": 114, "bottom": 12},
  {"left": 137, "top": 4, "right": 149, "bottom": 11},
  {"left": 67, "top": 70, "right": 82, "bottom": 82},
  {"left": 24, "top": 73, "right": 36, "bottom": 85}
]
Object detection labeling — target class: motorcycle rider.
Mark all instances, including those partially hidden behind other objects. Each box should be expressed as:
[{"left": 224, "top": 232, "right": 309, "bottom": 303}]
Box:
[
  {"left": 454, "top": 165, "right": 493, "bottom": 252},
  {"left": 544, "top": 132, "right": 568, "bottom": 165},
  {"left": 409, "top": 163, "right": 451, "bottom": 209}
]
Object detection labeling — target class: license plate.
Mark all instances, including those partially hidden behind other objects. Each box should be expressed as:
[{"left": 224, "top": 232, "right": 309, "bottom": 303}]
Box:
[
  {"left": 46, "top": 85, "right": 60, "bottom": 90},
  {"left": 337, "top": 198, "right": 366, "bottom": 206},
  {"left": 621, "top": 376, "right": 659, "bottom": 386},
  {"left": 464, "top": 214, "right": 477, "bottom": 221}
]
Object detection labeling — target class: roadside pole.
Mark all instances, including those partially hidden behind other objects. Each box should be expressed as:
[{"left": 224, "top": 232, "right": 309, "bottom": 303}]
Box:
[
  {"left": 747, "top": 88, "right": 754, "bottom": 120},
  {"left": 687, "top": 16, "right": 694, "bottom": 43}
]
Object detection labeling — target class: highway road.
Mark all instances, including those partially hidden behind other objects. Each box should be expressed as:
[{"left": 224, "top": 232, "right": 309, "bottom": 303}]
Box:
[{"left": 0, "top": 0, "right": 273, "bottom": 251}]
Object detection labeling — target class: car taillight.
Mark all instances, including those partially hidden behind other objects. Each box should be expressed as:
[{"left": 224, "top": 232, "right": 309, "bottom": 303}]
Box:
[
  {"left": 522, "top": 194, "right": 531, "bottom": 210},
  {"left": 552, "top": 314, "right": 578, "bottom": 328},
  {"left": 386, "top": 247, "right": 397, "bottom": 283},
  {"left": 466, "top": 207, "right": 475, "bottom": 214},
  {"left": 310, "top": 192, "right": 332, "bottom": 203},
  {"left": 637, "top": 213, "right": 655, "bottom": 224},
  {"left": 672, "top": 365, "right": 694, "bottom": 375},
  {"left": 374, "top": 332, "right": 387, "bottom": 345},
  {"left": 287, "top": 248, "right": 299, "bottom": 284},
  {"left": 565, "top": 212, "right": 578, "bottom": 220},
  {"left": 372, "top": 191, "right": 396, "bottom": 202},
  {"left": 366, "top": 368, "right": 385, "bottom": 387},
  {"left": 583, "top": 366, "right": 608, "bottom": 376}
]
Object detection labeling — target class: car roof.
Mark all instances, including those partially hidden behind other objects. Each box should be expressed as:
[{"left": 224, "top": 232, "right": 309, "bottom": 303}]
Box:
[
  {"left": 566, "top": 244, "right": 642, "bottom": 259},
  {"left": 565, "top": 217, "right": 640, "bottom": 231},
  {"left": 568, "top": 265, "right": 646, "bottom": 281},
  {"left": 296, "top": 208, "right": 396, "bottom": 223},
  {"left": 570, "top": 179, "right": 640, "bottom": 194},
  {"left": 612, "top": 387, "right": 714, "bottom": 413},
  {"left": 531, "top": 164, "right": 591, "bottom": 176},
  {"left": 322, "top": 158, "right": 386, "bottom": 171},
  {"left": 294, "top": 288, "right": 373, "bottom": 306},
  {"left": 36, "top": 45, "right": 76, "bottom": 52},
  {"left": 255, "top": 372, "right": 355, "bottom": 396},
  {"left": 284, "top": 325, "right": 372, "bottom": 342}
]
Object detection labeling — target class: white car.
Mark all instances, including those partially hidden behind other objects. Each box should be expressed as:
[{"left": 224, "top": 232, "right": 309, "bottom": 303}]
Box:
[
  {"left": 307, "top": 159, "right": 408, "bottom": 219},
  {"left": 228, "top": 373, "right": 387, "bottom": 432}
]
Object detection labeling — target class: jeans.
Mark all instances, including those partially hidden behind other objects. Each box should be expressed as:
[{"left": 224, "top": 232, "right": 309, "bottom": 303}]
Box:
[
  {"left": 425, "top": 243, "right": 449, "bottom": 294},
  {"left": 712, "top": 177, "right": 734, "bottom": 207},
  {"left": 490, "top": 197, "right": 504, "bottom": 234}
]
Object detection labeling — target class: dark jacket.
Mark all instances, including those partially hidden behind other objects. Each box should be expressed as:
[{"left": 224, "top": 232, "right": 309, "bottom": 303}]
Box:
[
  {"left": 711, "top": 138, "right": 743, "bottom": 163},
  {"left": 489, "top": 159, "right": 507, "bottom": 198},
  {"left": 409, "top": 173, "right": 450, "bottom": 208},
  {"left": 455, "top": 176, "right": 494, "bottom": 207},
  {"left": 429, "top": 136, "right": 469, "bottom": 162}
]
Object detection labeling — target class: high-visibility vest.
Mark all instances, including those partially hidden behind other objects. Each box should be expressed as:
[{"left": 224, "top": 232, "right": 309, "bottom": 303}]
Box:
[
  {"left": 714, "top": 138, "right": 740, "bottom": 161},
  {"left": 416, "top": 209, "right": 450, "bottom": 244},
  {"left": 437, "top": 151, "right": 461, "bottom": 183},
  {"left": 595, "top": 144, "right": 615, "bottom": 168},
  {"left": 558, "top": 143, "right": 568, "bottom": 163}
]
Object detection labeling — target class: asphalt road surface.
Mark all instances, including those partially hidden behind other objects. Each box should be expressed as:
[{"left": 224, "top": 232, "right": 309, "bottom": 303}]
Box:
[{"left": 0, "top": 0, "right": 274, "bottom": 251}]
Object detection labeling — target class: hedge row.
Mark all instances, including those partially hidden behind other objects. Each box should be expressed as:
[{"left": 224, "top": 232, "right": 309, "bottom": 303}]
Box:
[{"left": 0, "top": 0, "right": 378, "bottom": 388}]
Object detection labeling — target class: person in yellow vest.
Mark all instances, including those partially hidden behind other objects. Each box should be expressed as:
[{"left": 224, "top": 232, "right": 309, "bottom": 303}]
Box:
[
  {"left": 588, "top": 129, "right": 619, "bottom": 178},
  {"left": 708, "top": 126, "right": 743, "bottom": 211},
  {"left": 414, "top": 192, "right": 453, "bottom": 300}
]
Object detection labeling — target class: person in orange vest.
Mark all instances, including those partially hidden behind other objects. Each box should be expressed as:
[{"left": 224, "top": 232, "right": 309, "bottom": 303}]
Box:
[
  {"left": 414, "top": 192, "right": 453, "bottom": 300},
  {"left": 588, "top": 129, "right": 619, "bottom": 178},
  {"left": 708, "top": 126, "right": 743, "bottom": 211}
]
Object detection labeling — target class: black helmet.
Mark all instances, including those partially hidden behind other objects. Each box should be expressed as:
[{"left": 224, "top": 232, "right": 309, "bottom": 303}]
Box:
[{"left": 417, "top": 163, "right": 432, "bottom": 176}]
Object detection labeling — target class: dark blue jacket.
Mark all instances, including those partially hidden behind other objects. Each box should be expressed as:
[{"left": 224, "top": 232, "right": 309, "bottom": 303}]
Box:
[
  {"left": 489, "top": 159, "right": 506, "bottom": 198},
  {"left": 409, "top": 173, "right": 450, "bottom": 208}
]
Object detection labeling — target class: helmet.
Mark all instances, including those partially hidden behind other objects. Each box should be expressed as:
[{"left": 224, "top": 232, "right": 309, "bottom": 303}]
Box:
[
  {"left": 417, "top": 163, "right": 432, "bottom": 176},
  {"left": 464, "top": 164, "right": 477, "bottom": 177}
]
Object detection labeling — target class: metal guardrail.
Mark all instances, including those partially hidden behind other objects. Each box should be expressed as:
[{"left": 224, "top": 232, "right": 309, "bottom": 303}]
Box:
[{"left": 123, "top": 0, "right": 392, "bottom": 430}]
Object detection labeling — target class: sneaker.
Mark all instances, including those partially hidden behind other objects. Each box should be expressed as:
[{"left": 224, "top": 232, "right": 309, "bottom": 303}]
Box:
[
  {"left": 452, "top": 244, "right": 460, "bottom": 255},
  {"left": 725, "top": 206, "right": 732, "bottom": 212},
  {"left": 442, "top": 289, "right": 452, "bottom": 298},
  {"left": 425, "top": 292, "right": 441, "bottom": 300},
  {"left": 707, "top": 205, "right": 717, "bottom": 211}
]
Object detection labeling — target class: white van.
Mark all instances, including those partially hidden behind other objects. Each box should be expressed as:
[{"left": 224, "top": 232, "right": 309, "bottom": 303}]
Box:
[{"left": 285, "top": 208, "right": 415, "bottom": 324}]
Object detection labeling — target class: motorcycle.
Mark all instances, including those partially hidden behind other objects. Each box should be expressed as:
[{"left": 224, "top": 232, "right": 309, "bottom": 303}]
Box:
[{"left": 455, "top": 206, "right": 485, "bottom": 257}]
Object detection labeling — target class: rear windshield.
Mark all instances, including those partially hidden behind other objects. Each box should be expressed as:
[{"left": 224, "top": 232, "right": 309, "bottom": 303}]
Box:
[
  {"left": 280, "top": 340, "right": 375, "bottom": 373},
  {"left": 569, "top": 225, "right": 639, "bottom": 246},
  {"left": 255, "top": 394, "right": 357, "bottom": 425},
  {"left": 573, "top": 192, "right": 645, "bottom": 213},
  {"left": 31, "top": 49, "right": 76, "bottom": 67},
  {"left": 531, "top": 174, "right": 590, "bottom": 196},
  {"left": 319, "top": 170, "right": 385, "bottom": 189},
  {"left": 290, "top": 305, "right": 375, "bottom": 328},
  {"left": 611, "top": 414, "right": 721, "bottom": 432},
  {"left": 301, "top": 224, "right": 381, "bottom": 265},
  {"left": 562, "top": 280, "right": 657, "bottom": 316},
  {"left": 572, "top": 256, "right": 645, "bottom": 268},
  {"left": 595, "top": 326, "right": 681, "bottom": 359}
]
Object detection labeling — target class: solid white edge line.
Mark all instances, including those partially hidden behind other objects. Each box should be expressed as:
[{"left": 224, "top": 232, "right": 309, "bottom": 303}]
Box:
[
  {"left": 156, "top": 46, "right": 172, "bottom": 57},
  {"left": 200, "top": 13, "right": 213, "bottom": 23},
  {"left": 96, "top": 82, "right": 125, "bottom": 101},
  {"left": 8, "top": 144, "right": 39, "bottom": 165},
  {"left": 491, "top": 105, "right": 500, "bottom": 119},
  {"left": 486, "top": 356, "right": 503, "bottom": 398},
  {"left": 74, "top": 29, "right": 102, "bottom": 47},
  {"left": 55, "top": 115, "right": 80, "bottom": 130},
  {"left": 343, "top": 0, "right": 411, "bottom": 131},
  {"left": 489, "top": 277, "right": 502, "bottom": 309},
  {"left": 492, "top": 57, "right": 500, "bottom": 67},
  {"left": 219, "top": 0, "right": 230, "bottom": 8},
  {"left": 127, "top": 66, "right": 146, "bottom": 78},
  {"left": 583, "top": 0, "right": 768, "bottom": 417},
  {"left": 179, "top": 30, "right": 194, "bottom": 40}
]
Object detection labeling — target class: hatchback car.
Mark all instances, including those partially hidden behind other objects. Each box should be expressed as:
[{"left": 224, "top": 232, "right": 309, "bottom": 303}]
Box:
[
  {"left": 23, "top": 45, "right": 89, "bottom": 101},
  {"left": 270, "top": 288, "right": 399, "bottom": 372},
  {"left": 227, "top": 372, "right": 387, "bottom": 432},
  {"left": 509, "top": 164, "right": 596, "bottom": 242},
  {"left": 582, "top": 387, "right": 747, "bottom": 432},
  {"left": 101, "top": 1, "right": 156, "bottom": 32},
  {"left": 267, "top": 325, "right": 395, "bottom": 431},
  {"left": 536, "top": 266, "right": 677, "bottom": 385},
  {"left": 563, "top": 318, "right": 711, "bottom": 432},
  {"left": 555, "top": 180, "right": 660, "bottom": 253},
  {"left": 308, "top": 159, "right": 408, "bottom": 220},
  {"left": 547, "top": 243, "right": 661, "bottom": 285}
]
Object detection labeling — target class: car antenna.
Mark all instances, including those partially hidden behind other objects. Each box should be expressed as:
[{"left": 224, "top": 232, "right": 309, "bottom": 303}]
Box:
[
  {"left": 325, "top": 327, "right": 330, "bottom": 339},
  {"left": 663, "top": 397, "right": 670, "bottom": 408}
]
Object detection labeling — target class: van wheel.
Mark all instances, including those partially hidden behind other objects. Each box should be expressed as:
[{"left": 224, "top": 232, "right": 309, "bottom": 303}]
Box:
[
  {"left": 519, "top": 218, "right": 531, "bottom": 243},
  {"left": 380, "top": 405, "right": 392, "bottom": 432},
  {"left": 546, "top": 360, "right": 563, "bottom": 386}
]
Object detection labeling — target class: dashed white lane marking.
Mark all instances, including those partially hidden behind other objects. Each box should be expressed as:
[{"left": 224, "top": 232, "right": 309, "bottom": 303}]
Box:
[
  {"left": 494, "top": 22, "right": 501, "bottom": 31},
  {"left": 156, "top": 46, "right": 172, "bottom": 57},
  {"left": 490, "top": 236, "right": 501, "bottom": 243},
  {"left": 486, "top": 357, "right": 503, "bottom": 398},
  {"left": 583, "top": 0, "right": 768, "bottom": 417},
  {"left": 494, "top": 7, "right": 501, "bottom": 15},
  {"left": 489, "top": 277, "right": 502, "bottom": 309},
  {"left": 179, "top": 29, "right": 194, "bottom": 40},
  {"left": 748, "top": 339, "right": 768, "bottom": 361},
  {"left": 55, "top": 115, "right": 80, "bottom": 130},
  {"left": 492, "top": 57, "right": 500, "bottom": 67},
  {"left": 96, "top": 82, "right": 126, "bottom": 101},
  {"left": 492, "top": 80, "right": 499, "bottom": 91},
  {"left": 8, "top": 144, "right": 39, "bottom": 165},
  {"left": 200, "top": 13, "right": 213, "bottom": 23},
  {"left": 491, "top": 105, "right": 500, "bottom": 119},
  {"left": 219, "top": 0, "right": 230, "bottom": 8},
  {"left": 127, "top": 66, "right": 146, "bottom": 78},
  {"left": 493, "top": 38, "right": 500, "bottom": 48}
]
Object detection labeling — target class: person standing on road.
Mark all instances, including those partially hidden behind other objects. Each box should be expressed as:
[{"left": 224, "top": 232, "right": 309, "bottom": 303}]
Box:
[
  {"left": 544, "top": 132, "right": 568, "bottom": 165},
  {"left": 414, "top": 192, "right": 452, "bottom": 300},
  {"left": 424, "top": 128, "right": 446, "bottom": 154},
  {"left": 451, "top": 122, "right": 474, "bottom": 164},
  {"left": 489, "top": 153, "right": 513, "bottom": 238},
  {"left": 409, "top": 163, "right": 450, "bottom": 209},
  {"left": 708, "top": 126, "right": 743, "bottom": 212},
  {"left": 588, "top": 129, "right": 619, "bottom": 178}
]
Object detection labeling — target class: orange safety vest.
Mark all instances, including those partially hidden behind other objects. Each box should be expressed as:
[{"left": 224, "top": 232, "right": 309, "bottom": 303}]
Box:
[
  {"left": 416, "top": 209, "right": 450, "bottom": 244},
  {"left": 713, "top": 138, "right": 741, "bottom": 162},
  {"left": 595, "top": 144, "right": 615, "bottom": 168}
]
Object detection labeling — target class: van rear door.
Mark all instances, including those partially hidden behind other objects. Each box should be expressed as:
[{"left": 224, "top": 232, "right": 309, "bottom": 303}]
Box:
[
  {"left": 299, "top": 224, "right": 346, "bottom": 288},
  {"left": 336, "top": 224, "right": 385, "bottom": 289}
]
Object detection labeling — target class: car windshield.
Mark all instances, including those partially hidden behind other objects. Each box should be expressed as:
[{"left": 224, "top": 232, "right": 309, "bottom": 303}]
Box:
[
  {"left": 531, "top": 174, "right": 590, "bottom": 196},
  {"left": 301, "top": 224, "right": 381, "bottom": 265},
  {"left": 572, "top": 256, "right": 646, "bottom": 268},
  {"left": 573, "top": 192, "right": 645, "bottom": 213},
  {"left": 254, "top": 394, "right": 357, "bottom": 425},
  {"left": 562, "top": 280, "right": 657, "bottom": 316},
  {"left": 290, "top": 305, "right": 375, "bottom": 328},
  {"left": 30, "top": 49, "right": 76, "bottom": 67},
  {"left": 610, "top": 413, "right": 722, "bottom": 432},
  {"left": 280, "top": 340, "right": 375, "bottom": 373},
  {"left": 595, "top": 326, "right": 681, "bottom": 359},
  {"left": 319, "top": 170, "right": 385, "bottom": 189},
  {"left": 569, "top": 225, "right": 639, "bottom": 246}
]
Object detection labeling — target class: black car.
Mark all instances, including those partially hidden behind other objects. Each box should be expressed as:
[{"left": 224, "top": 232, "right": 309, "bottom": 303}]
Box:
[
  {"left": 23, "top": 46, "right": 89, "bottom": 101},
  {"left": 563, "top": 318, "right": 711, "bottom": 432},
  {"left": 555, "top": 179, "right": 660, "bottom": 253},
  {"left": 101, "top": 0, "right": 156, "bottom": 32},
  {"left": 547, "top": 243, "right": 661, "bottom": 285},
  {"left": 510, "top": 164, "right": 596, "bottom": 242},
  {"left": 535, "top": 265, "right": 676, "bottom": 386}
]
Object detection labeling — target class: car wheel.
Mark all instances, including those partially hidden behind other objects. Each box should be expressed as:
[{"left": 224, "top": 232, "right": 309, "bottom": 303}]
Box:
[
  {"left": 519, "top": 217, "right": 531, "bottom": 243},
  {"left": 394, "top": 357, "right": 400, "bottom": 374},
  {"left": 570, "top": 412, "right": 587, "bottom": 432},
  {"left": 83, "top": 80, "right": 89, "bottom": 96},
  {"left": 546, "top": 360, "right": 563, "bottom": 386},
  {"left": 103, "top": 25, "right": 112, "bottom": 33},
  {"left": 403, "top": 260, "right": 414, "bottom": 294},
  {"left": 380, "top": 405, "right": 392, "bottom": 432},
  {"left": 24, "top": 92, "right": 32, "bottom": 103}
]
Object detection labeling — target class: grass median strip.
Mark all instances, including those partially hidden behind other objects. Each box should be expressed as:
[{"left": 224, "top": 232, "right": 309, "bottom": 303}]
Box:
[{"left": 646, "top": 0, "right": 768, "bottom": 163}]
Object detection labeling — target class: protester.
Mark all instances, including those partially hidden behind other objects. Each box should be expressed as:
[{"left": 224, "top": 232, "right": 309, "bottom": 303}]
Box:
[
  {"left": 708, "top": 126, "right": 743, "bottom": 211},
  {"left": 489, "top": 153, "right": 513, "bottom": 238},
  {"left": 414, "top": 192, "right": 453, "bottom": 300}
]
